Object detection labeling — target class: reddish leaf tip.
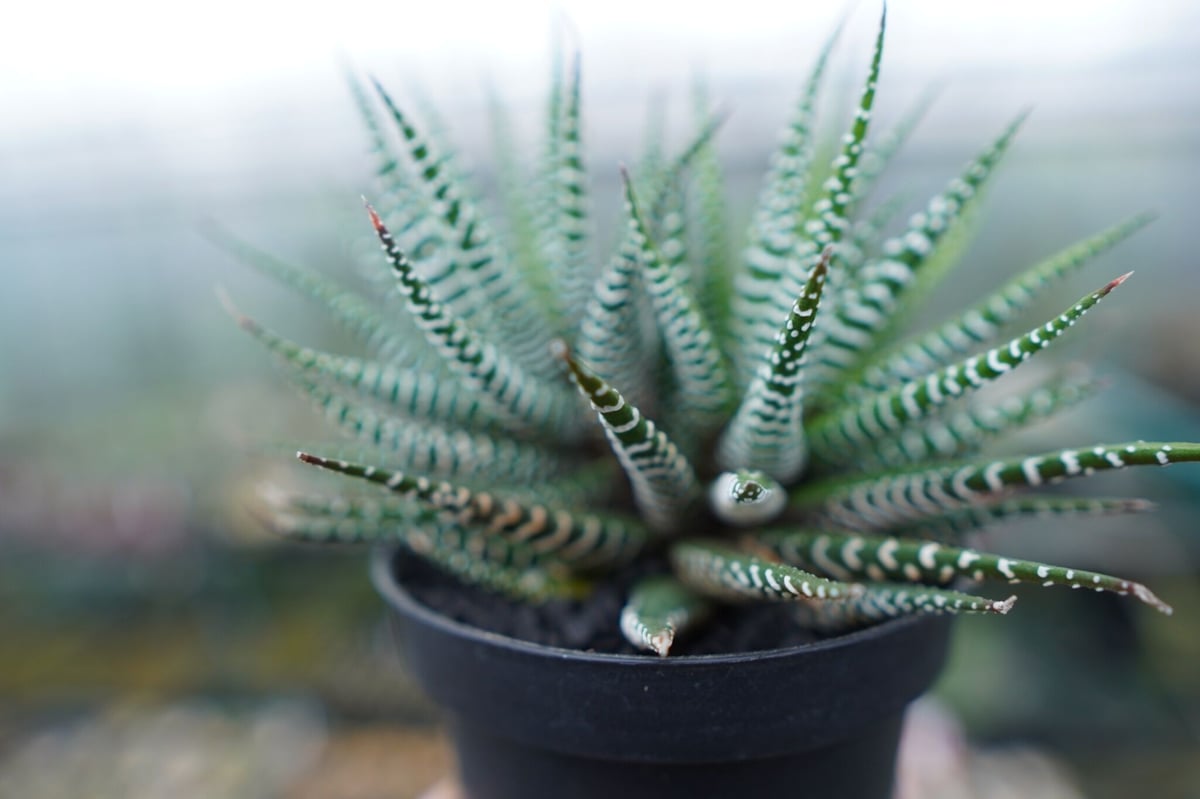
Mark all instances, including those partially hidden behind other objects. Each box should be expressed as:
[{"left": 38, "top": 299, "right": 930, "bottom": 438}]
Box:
[
  {"left": 362, "top": 198, "right": 386, "bottom": 232},
  {"left": 1104, "top": 271, "right": 1134, "bottom": 293}
]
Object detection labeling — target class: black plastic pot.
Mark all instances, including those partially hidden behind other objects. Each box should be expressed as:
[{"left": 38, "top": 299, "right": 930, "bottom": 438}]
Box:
[{"left": 371, "top": 547, "right": 953, "bottom": 799}]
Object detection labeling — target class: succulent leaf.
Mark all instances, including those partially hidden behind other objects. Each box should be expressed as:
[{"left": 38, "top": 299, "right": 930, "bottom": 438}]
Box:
[
  {"left": 858, "top": 213, "right": 1155, "bottom": 390},
  {"left": 670, "top": 540, "right": 862, "bottom": 603},
  {"left": 622, "top": 171, "right": 733, "bottom": 435},
  {"left": 547, "top": 53, "right": 594, "bottom": 324},
  {"left": 718, "top": 247, "right": 831, "bottom": 481},
  {"left": 730, "top": 15, "right": 846, "bottom": 387},
  {"left": 222, "top": 297, "right": 498, "bottom": 432},
  {"left": 620, "top": 575, "right": 713, "bottom": 656},
  {"left": 366, "top": 203, "right": 579, "bottom": 438},
  {"left": 756, "top": 529, "right": 1172, "bottom": 613},
  {"left": 298, "top": 452, "right": 650, "bottom": 569},
  {"left": 295, "top": 377, "right": 569, "bottom": 483},
  {"left": 890, "top": 496, "right": 1154, "bottom": 541},
  {"left": 807, "top": 273, "right": 1130, "bottom": 461},
  {"left": 372, "top": 80, "right": 561, "bottom": 376},
  {"left": 812, "top": 111, "right": 1029, "bottom": 387},
  {"left": 739, "top": 7, "right": 883, "bottom": 379},
  {"left": 206, "top": 225, "right": 421, "bottom": 365},
  {"left": 845, "top": 370, "right": 1104, "bottom": 471},
  {"left": 790, "top": 582, "right": 1016, "bottom": 630},
  {"left": 795, "top": 441, "right": 1200, "bottom": 531},
  {"left": 556, "top": 341, "right": 699, "bottom": 533}
]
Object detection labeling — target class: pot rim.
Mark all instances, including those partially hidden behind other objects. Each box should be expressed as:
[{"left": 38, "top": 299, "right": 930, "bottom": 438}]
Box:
[{"left": 370, "top": 543, "right": 930, "bottom": 664}]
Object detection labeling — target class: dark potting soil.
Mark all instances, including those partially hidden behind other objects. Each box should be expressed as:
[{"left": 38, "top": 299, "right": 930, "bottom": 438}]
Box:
[{"left": 395, "top": 554, "right": 827, "bottom": 656}]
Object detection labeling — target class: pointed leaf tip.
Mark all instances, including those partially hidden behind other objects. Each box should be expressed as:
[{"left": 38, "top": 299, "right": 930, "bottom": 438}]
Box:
[
  {"left": 650, "top": 630, "right": 675, "bottom": 657},
  {"left": 214, "top": 286, "right": 257, "bottom": 332},
  {"left": 1132, "top": 583, "right": 1173, "bottom": 615},
  {"left": 363, "top": 200, "right": 385, "bottom": 232},
  {"left": 994, "top": 595, "right": 1018, "bottom": 615},
  {"left": 549, "top": 338, "right": 570, "bottom": 361},
  {"left": 1104, "top": 270, "right": 1134, "bottom": 293}
]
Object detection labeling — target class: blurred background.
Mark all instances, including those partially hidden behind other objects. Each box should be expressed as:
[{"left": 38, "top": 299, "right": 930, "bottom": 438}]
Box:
[{"left": 3, "top": 0, "right": 1200, "bottom": 796}]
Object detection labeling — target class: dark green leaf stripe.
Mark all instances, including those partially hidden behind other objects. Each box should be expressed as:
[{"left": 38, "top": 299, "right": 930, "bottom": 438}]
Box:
[
  {"left": 811, "top": 112, "right": 1028, "bottom": 384},
  {"left": 620, "top": 575, "right": 712, "bottom": 656},
  {"left": 623, "top": 171, "right": 732, "bottom": 435},
  {"left": 557, "top": 341, "right": 698, "bottom": 533},
  {"left": 757, "top": 529, "right": 1171, "bottom": 613},
  {"left": 790, "top": 582, "right": 1015, "bottom": 630},
  {"left": 367, "top": 203, "right": 578, "bottom": 438},
  {"left": 718, "top": 248, "right": 830, "bottom": 482},
  {"left": 298, "top": 452, "right": 649, "bottom": 569},
  {"left": 794, "top": 441, "right": 1200, "bottom": 531},
  {"left": 807, "top": 274, "right": 1129, "bottom": 459},
  {"left": 858, "top": 213, "right": 1155, "bottom": 390},
  {"left": 670, "top": 540, "right": 862, "bottom": 603}
]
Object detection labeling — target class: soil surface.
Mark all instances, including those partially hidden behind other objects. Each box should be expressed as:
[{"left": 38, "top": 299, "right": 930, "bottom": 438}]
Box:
[{"left": 394, "top": 553, "right": 827, "bottom": 656}]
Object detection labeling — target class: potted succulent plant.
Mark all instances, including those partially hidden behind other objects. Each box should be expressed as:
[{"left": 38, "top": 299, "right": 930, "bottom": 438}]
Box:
[{"left": 220, "top": 8, "right": 1195, "bottom": 798}]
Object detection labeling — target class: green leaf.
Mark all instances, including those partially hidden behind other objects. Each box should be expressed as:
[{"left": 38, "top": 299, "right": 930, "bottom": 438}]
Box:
[
  {"left": 297, "top": 452, "right": 650, "bottom": 570},
  {"left": 543, "top": 53, "right": 594, "bottom": 325},
  {"left": 206, "top": 225, "right": 420, "bottom": 366},
  {"left": 557, "top": 341, "right": 699, "bottom": 533},
  {"left": 731, "top": 9, "right": 879, "bottom": 388},
  {"left": 366, "top": 203, "right": 579, "bottom": 439},
  {"left": 485, "top": 88, "right": 561, "bottom": 331},
  {"left": 690, "top": 79, "right": 735, "bottom": 345},
  {"left": 757, "top": 529, "right": 1171, "bottom": 613},
  {"left": 790, "top": 582, "right": 1016, "bottom": 630},
  {"left": 811, "top": 111, "right": 1028, "bottom": 387},
  {"left": 620, "top": 575, "right": 712, "bottom": 656},
  {"left": 858, "top": 213, "right": 1155, "bottom": 390},
  {"left": 890, "top": 496, "right": 1154, "bottom": 541},
  {"left": 718, "top": 247, "right": 830, "bottom": 482},
  {"left": 622, "top": 171, "right": 733, "bottom": 436},
  {"left": 371, "top": 80, "right": 561, "bottom": 377},
  {"left": 222, "top": 296, "right": 499, "bottom": 432},
  {"left": 840, "top": 370, "right": 1104, "bottom": 471},
  {"left": 848, "top": 81, "right": 942, "bottom": 205},
  {"left": 729, "top": 15, "right": 845, "bottom": 387},
  {"left": 793, "top": 441, "right": 1200, "bottom": 531},
  {"left": 806, "top": 273, "right": 1130, "bottom": 461},
  {"left": 670, "top": 540, "right": 862, "bottom": 602},
  {"left": 294, "top": 377, "right": 570, "bottom": 484}
]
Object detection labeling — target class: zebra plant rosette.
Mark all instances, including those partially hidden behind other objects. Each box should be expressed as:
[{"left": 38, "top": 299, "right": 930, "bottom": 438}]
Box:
[{"left": 222, "top": 8, "right": 1192, "bottom": 656}]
